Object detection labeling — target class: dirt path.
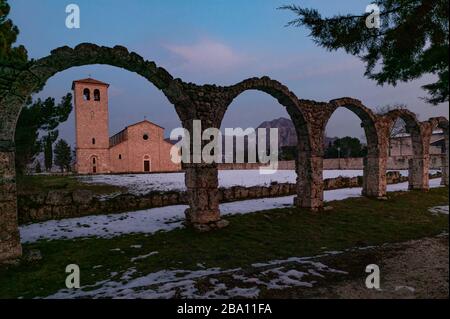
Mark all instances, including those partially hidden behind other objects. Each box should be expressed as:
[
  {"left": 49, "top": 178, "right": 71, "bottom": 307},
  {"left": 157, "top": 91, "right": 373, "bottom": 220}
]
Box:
[{"left": 309, "top": 235, "right": 449, "bottom": 299}]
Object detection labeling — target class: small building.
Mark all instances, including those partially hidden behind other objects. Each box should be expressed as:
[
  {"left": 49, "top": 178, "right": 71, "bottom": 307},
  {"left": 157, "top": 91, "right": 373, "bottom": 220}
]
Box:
[
  {"left": 73, "top": 78, "right": 181, "bottom": 174},
  {"left": 388, "top": 130, "right": 446, "bottom": 169},
  {"left": 389, "top": 130, "right": 445, "bottom": 156}
]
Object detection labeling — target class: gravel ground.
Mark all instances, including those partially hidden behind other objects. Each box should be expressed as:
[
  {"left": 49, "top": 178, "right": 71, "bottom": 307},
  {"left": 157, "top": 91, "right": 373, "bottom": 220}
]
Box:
[{"left": 313, "top": 235, "right": 449, "bottom": 299}]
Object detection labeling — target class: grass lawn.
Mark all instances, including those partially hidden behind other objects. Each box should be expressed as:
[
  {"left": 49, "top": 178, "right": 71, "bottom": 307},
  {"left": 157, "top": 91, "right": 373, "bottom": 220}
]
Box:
[
  {"left": 16, "top": 174, "right": 125, "bottom": 195},
  {"left": 0, "top": 187, "right": 448, "bottom": 298}
]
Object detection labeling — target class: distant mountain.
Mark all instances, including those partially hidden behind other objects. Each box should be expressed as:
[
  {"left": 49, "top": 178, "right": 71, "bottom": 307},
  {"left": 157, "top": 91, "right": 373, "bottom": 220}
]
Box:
[
  {"left": 257, "top": 117, "right": 297, "bottom": 147},
  {"left": 257, "top": 117, "right": 337, "bottom": 148}
]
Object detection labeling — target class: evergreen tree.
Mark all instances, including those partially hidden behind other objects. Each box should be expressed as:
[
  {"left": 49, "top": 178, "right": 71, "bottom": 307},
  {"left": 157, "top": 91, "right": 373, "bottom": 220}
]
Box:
[
  {"left": 35, "top": 161, "right": 42, "bottom": 174},
  {"left": 14, "top": 94, "right": 72, "bottom": 174},
  {"left": 54, "top": 139, "right": 72, "bottom": 172},
  {"left": 0, "top": 0, "right": 28, "bottom": 66},
  {"left": 43, "top": 131, "right": 58, "bottom": 172},
  {"left": 1, "top": 0, "right": 29, "bottom": 108},
  {"left": 325, "top": 137, "right": 367, "bottom": 159},
  {"left": 280, "top": 145, "right": 297, "bottom": 161},
  {"left": 2, "top": 1, "right": 72, "bottom": 174},
  {"left": 280, "top": 0, "right": 449, "bottom": 105}
]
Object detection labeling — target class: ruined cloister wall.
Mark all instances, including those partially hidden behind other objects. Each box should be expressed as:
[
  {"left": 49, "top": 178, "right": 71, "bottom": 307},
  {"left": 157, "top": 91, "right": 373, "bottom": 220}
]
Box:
[
  {"left": 0, "top": 43, "right": 449, "bottom": 262},
  {"left": 218, "top": 155, "right": 444, "bottom": 171}
]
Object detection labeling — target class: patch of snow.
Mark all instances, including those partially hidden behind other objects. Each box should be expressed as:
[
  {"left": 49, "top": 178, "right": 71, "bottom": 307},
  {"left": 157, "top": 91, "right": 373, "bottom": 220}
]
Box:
[
  {"left": 252, "top": 257, "right": 348, "bottom": 276},
  {"left": 44, "top": 252, "right": 346, "bottom": 299},
  {"left": 46, "top": 267, "right": 236, "bottom": 299},
  {"left": 131, "top": 251, "right": 159, "bottom": 262},
  {"left": 436, "top": 232, "right": 449, "bottom": 239},
  {"left": 20, "top": 206, "right": 186, "bottom": 243},
  {"left": 262, "top": 268, "right": 312, "bottom": 289},
  {"left": 428, "top": 205, "right": 449, "bottom": 215},
  {"left": 322, "top": 251, "right": 341, "bottom": 255}
]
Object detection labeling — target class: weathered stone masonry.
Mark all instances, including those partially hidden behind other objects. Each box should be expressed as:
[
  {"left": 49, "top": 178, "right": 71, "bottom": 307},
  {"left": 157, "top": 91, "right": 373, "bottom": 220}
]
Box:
[
  {"left": 19, "top": 171, "right": 435, "bottom": 225},
  {"left": 1, "top": 43, "right": 448, "bottom": 261}
]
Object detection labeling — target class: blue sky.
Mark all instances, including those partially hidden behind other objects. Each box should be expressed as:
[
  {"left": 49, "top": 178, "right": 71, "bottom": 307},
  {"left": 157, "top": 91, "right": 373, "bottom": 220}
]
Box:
[{"left": 9, "top": 0, "right": 449, "bottom": 145}]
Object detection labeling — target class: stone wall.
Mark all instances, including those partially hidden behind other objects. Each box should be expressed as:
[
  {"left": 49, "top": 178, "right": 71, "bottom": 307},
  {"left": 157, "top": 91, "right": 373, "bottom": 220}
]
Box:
[
  {"left": 218, "top": 155, "right": 444, "bottom": 171},
  {"left": 323, "top": 158, "right": 363, "bottom": 170},
  {"left": 18, "top": 171, "right": 440, "bottom": 225},
  {"left": 387, "top": 155, "right": 443, "bottom": 170},
  {"left": 218, "top": 161, "right": 296, "bottom": 170}
]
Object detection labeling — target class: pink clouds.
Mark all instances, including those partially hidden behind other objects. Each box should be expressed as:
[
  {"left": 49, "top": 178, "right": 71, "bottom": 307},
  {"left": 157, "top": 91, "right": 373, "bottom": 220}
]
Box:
[{"left": 165, "top": 39, "right": 250, "bottom": 73}]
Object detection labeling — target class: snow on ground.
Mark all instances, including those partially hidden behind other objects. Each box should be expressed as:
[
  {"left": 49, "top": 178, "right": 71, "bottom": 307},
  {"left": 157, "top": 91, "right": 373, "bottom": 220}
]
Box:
[
  {"left": 77, "top": 169, "right": 439, "bottom": 196},
  {"left": 45, "top": 251, "right": 348, "bottom": 299},
  {"left": 19, "top": 178, "right": 444, "bottom": 244},
  {"left": 130, "top": 251, "right": 159, "bottom": 262},
  {"left": 429, "top": 206, "right": 449, "bottom": 215}
]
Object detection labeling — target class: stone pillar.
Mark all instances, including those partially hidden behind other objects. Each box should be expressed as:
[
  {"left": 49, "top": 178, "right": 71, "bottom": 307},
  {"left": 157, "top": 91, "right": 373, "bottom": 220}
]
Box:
[
  {"left": 292, "top": 106, "right": 327, "bottom": 212},
  {"left": 184, "top": 163, "right": 227, "bottom": 231},
  {"left": 407, "top": 123, "right": 430, "bottom": 191},
  {"left": 0, "top": 144, "right": 22, "bottom": 262},
  {"left": 294, "top": 154, "right": 323, "bottom": 211},
  {"left": 176, "top": 89, "right": 229, "bottom": 231},
  {"left": 441, "top": 129, "right": 449, "bottom": 186},
  {"left": 362, "top": 155, "right": 387, "bottom": 198},
  {"left": 361, "top": 118, "right": 390, "bottom": 198},
  {"left": 408, "top": 156, "right": 430, "bottom": 190}
]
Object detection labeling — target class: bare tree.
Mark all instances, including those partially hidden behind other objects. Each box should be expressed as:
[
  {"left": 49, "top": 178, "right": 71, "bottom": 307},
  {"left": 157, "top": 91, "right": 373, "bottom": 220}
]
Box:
[{"left": 376, "top": 104, "right": 409, "bottom": 156}]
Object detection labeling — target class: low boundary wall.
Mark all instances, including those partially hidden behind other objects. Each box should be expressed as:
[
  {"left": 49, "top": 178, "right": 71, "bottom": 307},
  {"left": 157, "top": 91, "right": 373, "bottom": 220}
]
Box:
[{"left": 18, "top": 171, "right": 441, "bottom": 224}]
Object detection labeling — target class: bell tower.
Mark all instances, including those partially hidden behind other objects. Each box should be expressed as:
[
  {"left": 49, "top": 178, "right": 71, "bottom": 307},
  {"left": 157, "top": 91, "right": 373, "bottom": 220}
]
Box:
[{"left": 72, "top": 78, "right": 111, "bottom": 174}]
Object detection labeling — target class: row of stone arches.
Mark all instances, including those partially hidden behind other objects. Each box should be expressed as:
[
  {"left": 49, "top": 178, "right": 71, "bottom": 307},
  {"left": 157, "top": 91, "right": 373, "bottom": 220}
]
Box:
[{"left": 0, "top": 43, "right": 448, "bottom": 261}]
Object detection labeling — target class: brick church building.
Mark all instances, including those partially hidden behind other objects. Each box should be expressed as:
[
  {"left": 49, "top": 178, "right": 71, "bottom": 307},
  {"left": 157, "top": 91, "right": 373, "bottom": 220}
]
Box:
[{"left": 73, "top": 78, "right": 181, "bottom": 174}]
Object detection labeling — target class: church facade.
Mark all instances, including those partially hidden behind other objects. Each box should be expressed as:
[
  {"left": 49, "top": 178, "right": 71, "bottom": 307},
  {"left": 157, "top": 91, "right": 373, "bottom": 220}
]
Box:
[{"left": 73, "top": 78, "right": 181, "bottom": 174}]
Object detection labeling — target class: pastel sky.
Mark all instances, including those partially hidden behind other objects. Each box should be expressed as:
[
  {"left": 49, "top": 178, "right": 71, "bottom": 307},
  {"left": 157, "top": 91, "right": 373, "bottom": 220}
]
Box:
[{"left": 9, "top": 0, "right": 449, "bottom": 146}]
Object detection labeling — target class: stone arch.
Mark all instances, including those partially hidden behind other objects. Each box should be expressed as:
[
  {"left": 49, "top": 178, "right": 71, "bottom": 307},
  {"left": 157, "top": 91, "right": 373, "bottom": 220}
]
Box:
[
  {"left": 174, "top": 77, "right": 315, "bottom": 231},
  {"left": 327, "top": 98, "right": 379, "bottom": 156},
  {"left": 428, "top": 117, "right": 449, "bottom": 186},
  {"left": 383, "top": 109, "right": 428, "bottom": 190},
  {"left": 0, "top": 43, "right": 184, "bottom": 141},
  {"left": 225, "top": 77, "right": 310, "bottom": 145},
  {"left": 326, "top": 98, "right": 387, "bottom": 198},
  {"left": 429, "top": 116, "right": 449, "bottom": 130},
  {"left": 224, "top": 77, "right": 319, "bottom": 210},
  {"left": 0, "top": 43, "right": 189, "bottom": 261},
  {"left": 227, "top": 77, "right": 306, "bottom": 119}
]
